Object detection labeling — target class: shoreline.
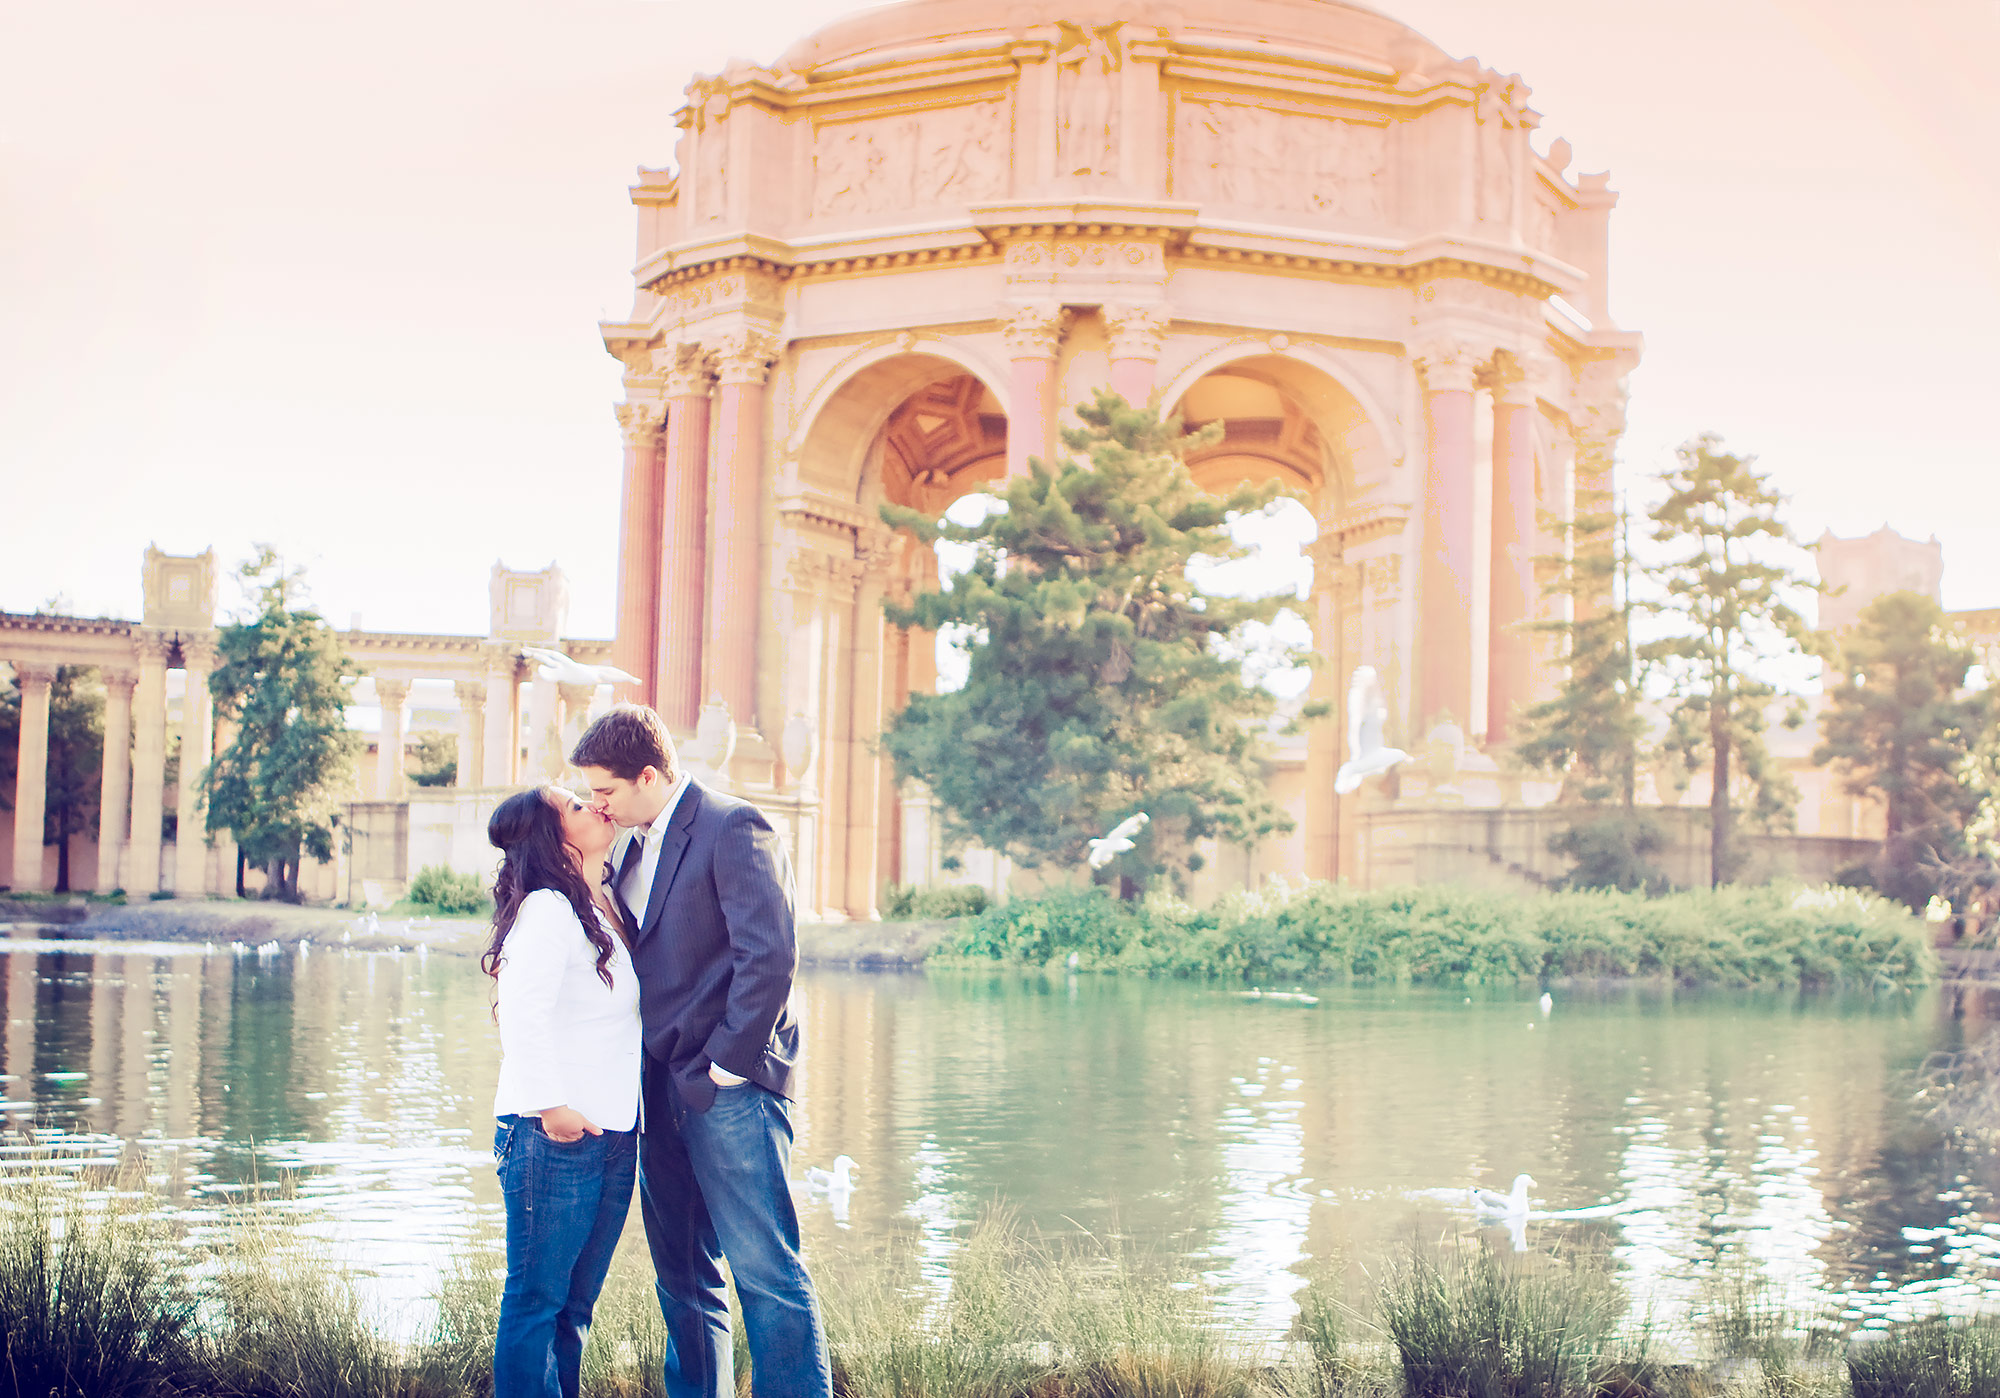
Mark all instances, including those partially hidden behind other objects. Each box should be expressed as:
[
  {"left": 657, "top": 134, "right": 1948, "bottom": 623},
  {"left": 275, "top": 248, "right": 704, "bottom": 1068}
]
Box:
[{"left": 0, "top": 897, "right": 959, "bottom": 967}]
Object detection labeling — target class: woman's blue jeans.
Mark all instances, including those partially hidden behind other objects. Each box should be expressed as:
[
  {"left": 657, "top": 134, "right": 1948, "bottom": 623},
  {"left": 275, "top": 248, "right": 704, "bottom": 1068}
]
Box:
[{"left": 493, "top": 1115, "right": 638, "bottom": 1398}]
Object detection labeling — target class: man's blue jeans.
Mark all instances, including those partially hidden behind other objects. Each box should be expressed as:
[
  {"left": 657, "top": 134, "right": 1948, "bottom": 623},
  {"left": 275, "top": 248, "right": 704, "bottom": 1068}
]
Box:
[
  {"left": 639, "top": 1068, "right": 832, "bottom": 1398},
  {"left": 493, "top": 1115, "right": 638, "bottom": 1398}
]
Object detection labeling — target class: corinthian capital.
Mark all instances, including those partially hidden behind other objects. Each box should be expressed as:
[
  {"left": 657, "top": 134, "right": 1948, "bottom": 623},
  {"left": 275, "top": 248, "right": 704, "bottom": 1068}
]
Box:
[
  {"left": 615, "top": 398, "right": 666, "bottom": 446},
  {"left": 1002, "top": 302, "right": 1069, "bottom": 359},
  {"left": 1412, "top": 336, "right": 1482, "bottom": 393},
  {"left": 663, "top": 343, "right": 714, "bottom": 400},
  {"left": 713, "top": 326, "right": 780, "bottom": 386},
  {"left": 1102, "top": 304, "right": 1168, "bottom": 362}
]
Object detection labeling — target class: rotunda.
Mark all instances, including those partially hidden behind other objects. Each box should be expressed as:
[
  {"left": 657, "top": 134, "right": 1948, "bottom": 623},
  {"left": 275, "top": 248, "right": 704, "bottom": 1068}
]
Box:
[{"left": 598, "top": 0, "right": 1642, "bottom": 916}]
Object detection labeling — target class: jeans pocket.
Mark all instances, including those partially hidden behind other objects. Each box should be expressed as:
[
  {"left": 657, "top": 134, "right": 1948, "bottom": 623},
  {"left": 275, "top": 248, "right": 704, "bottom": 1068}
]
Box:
[{"left": 494, "top": 1117, "right": 519, "bottom": 1164}]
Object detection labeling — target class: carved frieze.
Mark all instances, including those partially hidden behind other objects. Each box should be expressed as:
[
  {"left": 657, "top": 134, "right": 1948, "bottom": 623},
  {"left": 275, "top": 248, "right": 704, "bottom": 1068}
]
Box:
[
  {"left": 659, "top": 269, "right": 783, "bottom": 327},
  {"left": 812, "top": 98, "right": 1007, "bottom": 218},
  {"left": 1174, "top": 97, "right": 1387, "bottom": 224}
]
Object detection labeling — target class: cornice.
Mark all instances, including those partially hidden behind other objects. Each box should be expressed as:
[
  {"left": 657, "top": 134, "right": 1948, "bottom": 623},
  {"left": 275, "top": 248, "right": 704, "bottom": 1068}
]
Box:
[
  {"left": 0, "top": 611, "right": 136, "bottom": 639},
  {"left": 776, "top": 492, "right": 878, "bottom": 537}
]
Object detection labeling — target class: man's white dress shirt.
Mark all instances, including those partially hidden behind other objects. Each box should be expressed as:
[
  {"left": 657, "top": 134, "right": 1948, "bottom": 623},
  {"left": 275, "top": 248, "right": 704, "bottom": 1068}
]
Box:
[
  {"left": 620, "top": 772, "right": 692, "bottom": 926},
  {"left": 492, "top": 888, "right": 641, "bottom": 1130}
]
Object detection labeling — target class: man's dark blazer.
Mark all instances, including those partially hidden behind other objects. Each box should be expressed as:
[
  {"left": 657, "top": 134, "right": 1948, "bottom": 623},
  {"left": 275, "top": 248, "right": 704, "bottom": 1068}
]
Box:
[{"left": 618, "top": 778, "right": 801, "bottom": 1112}]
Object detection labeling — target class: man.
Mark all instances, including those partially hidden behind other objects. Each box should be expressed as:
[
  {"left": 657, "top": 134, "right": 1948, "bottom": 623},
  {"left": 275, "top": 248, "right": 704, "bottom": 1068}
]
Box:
[{"left": 570, "top": 704, "right": 831, "bottom": 1398}]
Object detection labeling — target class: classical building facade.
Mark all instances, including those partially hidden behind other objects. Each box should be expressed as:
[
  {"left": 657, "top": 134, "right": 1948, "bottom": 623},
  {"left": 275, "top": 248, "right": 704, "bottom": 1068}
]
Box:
[
  {"left": 0, "top": 551, "right": 609, "bottom": 898},
  {"left": 599, "top": 0, "right": 1641, "bottom": 913}
]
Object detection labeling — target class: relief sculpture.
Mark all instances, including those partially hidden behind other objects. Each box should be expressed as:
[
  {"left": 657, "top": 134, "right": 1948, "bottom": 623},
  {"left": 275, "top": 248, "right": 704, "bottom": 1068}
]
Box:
[
  {"left": 814, "top": 99, "right": 1005, "bottom": 217},
  {"left": 1175, "top": 98, "right": 1386, "bottom": 224},
  {"left": 1057, "top": 23, "right": 1120, "bottom": 180}
]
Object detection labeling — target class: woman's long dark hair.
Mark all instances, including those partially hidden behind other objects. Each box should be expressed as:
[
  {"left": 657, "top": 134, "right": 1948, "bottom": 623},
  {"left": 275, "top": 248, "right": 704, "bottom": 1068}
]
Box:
[{"left": 483, "top": 788, "right": 620, "bottom": 989}]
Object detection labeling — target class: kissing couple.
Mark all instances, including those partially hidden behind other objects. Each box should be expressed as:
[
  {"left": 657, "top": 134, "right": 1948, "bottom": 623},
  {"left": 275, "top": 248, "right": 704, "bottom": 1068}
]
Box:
[{"left": 480, "top": 703, "right": 833, "bottom": 1398}]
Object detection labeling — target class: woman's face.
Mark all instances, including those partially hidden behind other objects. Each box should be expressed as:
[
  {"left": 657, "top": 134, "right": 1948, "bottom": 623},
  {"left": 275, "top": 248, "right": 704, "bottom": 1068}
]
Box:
[{"left": 547, "top": 786, "right": 615, "bottom": 864}]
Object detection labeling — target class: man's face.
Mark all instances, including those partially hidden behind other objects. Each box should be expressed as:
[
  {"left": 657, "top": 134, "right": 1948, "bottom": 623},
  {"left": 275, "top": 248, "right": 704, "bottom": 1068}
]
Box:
[{"left": 578, "top": 764, "right": 665, "bottom": 828}]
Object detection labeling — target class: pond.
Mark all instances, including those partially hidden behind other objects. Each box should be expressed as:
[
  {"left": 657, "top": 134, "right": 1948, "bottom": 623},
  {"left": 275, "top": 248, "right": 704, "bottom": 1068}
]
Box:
[{"left": 2, "top": 927, "right": 1998, "bottom": 1340}]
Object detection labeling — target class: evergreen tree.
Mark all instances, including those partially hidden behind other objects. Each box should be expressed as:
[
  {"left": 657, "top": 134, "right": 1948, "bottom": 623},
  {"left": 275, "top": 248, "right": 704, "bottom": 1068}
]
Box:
[
  {"left": 1514, "top": 480, "right": 1644, "bottom": 806},
  {"left": 408, "top": 730, "right": 458, "bottom": 788},
  {"left": 42, "top": 667, "right": 105, "bottom": 893},
  {"left": 204, "top": 549, "right": 364, "bottom": 901},
  {"left": 1641, "top": 434, "right": 1820, "bottom": 886},
  {"left": 881, "top": 392, "right": 1307, "bottom": 891},
  {"left": 1814, "top": 590, "right": 1992, "bottom": 907}
]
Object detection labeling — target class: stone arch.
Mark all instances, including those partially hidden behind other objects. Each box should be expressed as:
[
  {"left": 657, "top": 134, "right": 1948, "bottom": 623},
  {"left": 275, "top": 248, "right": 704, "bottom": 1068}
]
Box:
[
  {"left": 787, "top": 338, "right": 1010, "bottom": 506},
  {"left": 1159, "top": 342, "right": 1399, "bottom": 516}
]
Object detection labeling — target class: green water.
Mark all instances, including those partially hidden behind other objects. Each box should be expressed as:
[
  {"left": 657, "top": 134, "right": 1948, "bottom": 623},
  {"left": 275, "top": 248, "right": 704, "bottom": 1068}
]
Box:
[{"left": 2, "top": 929, "right": 1996, "bottom": 1335}]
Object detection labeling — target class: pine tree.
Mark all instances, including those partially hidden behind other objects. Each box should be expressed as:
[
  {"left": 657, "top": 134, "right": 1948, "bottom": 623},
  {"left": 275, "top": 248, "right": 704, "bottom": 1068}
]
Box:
[
  {"left": 204, "top": 549, "right": 364, "bottom": 901},
  {"left": 1514, "top": 483, "right": 1643, "bottom": 806},
  {"left": 42, "top": 667, "right": 105, "bottom": 893},
  {"left": 1814, "top": 590, "right": 1992, "bottom": 907},
  {"left": 1642, "top": 434, "right": 1820, "bottom": 886},
  {"left": 881, "top": 392, "right": 1307, "bottom": 891}
]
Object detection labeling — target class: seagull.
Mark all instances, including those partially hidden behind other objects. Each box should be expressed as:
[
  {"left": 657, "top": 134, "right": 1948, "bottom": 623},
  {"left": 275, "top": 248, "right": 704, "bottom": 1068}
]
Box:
[
  {"left": 1470, "top": 1173, "right": 1536, "bottom": 1218},
  {"left": 1539, "top": 992, "right": 1553, "bottom": 1015},
  {"left": 804, "top": 1155, "right": 860, "bottom": 1193},
  {"left": 1087, "top": 812, "right": 1149, "bottom": 869},
  {"left": 1334, "top": 666, "right": 1410, "bottom": 795},
  {"left": 520, "top": 646, "right": 641, "bottom": 688}
]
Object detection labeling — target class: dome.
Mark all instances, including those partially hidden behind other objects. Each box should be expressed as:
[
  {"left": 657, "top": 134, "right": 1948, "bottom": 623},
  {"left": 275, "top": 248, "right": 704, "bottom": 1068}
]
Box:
[{"left": 775, "top": 0, "right": 1454, "bottom": 84}]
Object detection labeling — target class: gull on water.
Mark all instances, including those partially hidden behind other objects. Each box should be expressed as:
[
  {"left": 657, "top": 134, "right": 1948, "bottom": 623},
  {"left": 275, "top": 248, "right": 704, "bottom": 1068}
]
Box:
[
  {"left": 1334, "top": 666, "right": 1410, "bottom": 795},
  {"left": 1539, "top": 992, "right": 1554, "bottom": 1015},
  {"left": 1470, "top": 1173, "right": 1536, "bottom": 1218},
  {"left": 804, "top": 1155, "right": 860, "bottom": 1194},
  {"left": 1087, "top": 812, "right": 1149, "bottom": 869},
  {"left": 520, "top": 646, "right": 640, "bottom": 689}
]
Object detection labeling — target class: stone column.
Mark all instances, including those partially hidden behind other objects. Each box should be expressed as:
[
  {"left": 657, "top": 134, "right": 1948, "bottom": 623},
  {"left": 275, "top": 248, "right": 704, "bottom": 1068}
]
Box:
[
  {"left": 9, "top": 663, "right": 55, "bottom": 893},
  {"left": 454, "top": 681, "right": 486, "bottom": 788},
  {"left": 658, "top": 349, "right": 714, "bottom": 732},
  {"left": 1104, "top": 305, "right": 1167, "bottom": 407},
  {"left": 210, "top": 714, "right": 238, "bottom": 894},
  {"left": 1487, "top": 362, "right": 1540, "bottom": 745},
  {"left": 96, "top": 668, "right": 136, "bottom": 894},
  {"left": 173, "top": 637, "right": 216, "bottom": 897},
  {"left": 1003, "top": 303, "right": 1067, "bottom": 479},
  {"left": 705, "top": 329, "right": 775, "bottom": 731},
  {"left": 128, "top": 633, "right": 170, "bottom": 897},
  {"left": 612, "top": 398, "right": 666, "bottom": 705},
  {"left": 375, "top": 679, "right": 409, "bottom": 799},
  {"left": 1303, "top": 540, "right": 1351, "bottom": 882},
  {"left": 557, "top": 683, "right": 593, "bottom": 771},
  {"left": 1415, "top": 339, "right": 1480, "bottom": 732},
  {"left": 482, "top": 647, "right": 518, "bottom": 786},
  {"left": 843, "top": 539, "right": 893, "bottom": 920}
]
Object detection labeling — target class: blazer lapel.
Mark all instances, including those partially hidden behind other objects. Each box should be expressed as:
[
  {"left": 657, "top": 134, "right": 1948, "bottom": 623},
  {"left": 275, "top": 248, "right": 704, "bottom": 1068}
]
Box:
[{"left": 637, "top": 781, "right": 702, "bottom": 943}]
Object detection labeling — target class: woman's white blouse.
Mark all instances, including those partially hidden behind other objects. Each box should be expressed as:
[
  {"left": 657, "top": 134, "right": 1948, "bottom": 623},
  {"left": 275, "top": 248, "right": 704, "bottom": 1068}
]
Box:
[{"left": 492, "top": 887, "right": 641, "bottom": 1131}]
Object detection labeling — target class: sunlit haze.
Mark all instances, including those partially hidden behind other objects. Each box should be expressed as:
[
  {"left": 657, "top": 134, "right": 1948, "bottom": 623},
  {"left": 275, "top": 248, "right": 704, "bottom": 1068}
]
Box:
[{"left": 4, "top": 0, "right": 1993, "bottom": 638}]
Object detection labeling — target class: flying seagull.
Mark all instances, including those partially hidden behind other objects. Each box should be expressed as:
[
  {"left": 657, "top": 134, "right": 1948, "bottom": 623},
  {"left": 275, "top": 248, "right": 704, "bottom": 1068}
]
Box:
[
  {"left": 1087, "top": 812, "right": 1149, "bottom": 869},
  {"left": 1334, "top": 665, "right": 1410, "bottom": 795},
  {"left": 520, "top": 646, "right": 641, "bottom": 688}
]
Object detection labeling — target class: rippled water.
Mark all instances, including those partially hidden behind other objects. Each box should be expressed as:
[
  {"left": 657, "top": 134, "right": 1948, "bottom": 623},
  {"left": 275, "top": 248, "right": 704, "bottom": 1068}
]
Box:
[{"left": 4, "top": 926, "right": 1999, "bottom": 1338}]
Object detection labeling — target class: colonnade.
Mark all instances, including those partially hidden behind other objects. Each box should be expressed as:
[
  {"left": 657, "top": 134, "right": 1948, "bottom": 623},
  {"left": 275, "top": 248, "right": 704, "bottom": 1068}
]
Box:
[{"left": 1415, "top": 341, "right": 1561, "bottom": 747}]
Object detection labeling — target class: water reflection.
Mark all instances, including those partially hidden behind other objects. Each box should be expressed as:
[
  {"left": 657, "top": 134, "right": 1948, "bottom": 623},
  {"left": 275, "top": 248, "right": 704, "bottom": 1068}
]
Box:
[{"left": 2, "top": 931, "right": 1998, "bottom": 1337}]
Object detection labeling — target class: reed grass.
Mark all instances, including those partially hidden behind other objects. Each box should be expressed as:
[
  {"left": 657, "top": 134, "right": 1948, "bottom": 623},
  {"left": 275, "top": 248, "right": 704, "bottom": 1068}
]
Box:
[{"left": 11, "top": 1162, "right": 2000, "bottom": 1398}]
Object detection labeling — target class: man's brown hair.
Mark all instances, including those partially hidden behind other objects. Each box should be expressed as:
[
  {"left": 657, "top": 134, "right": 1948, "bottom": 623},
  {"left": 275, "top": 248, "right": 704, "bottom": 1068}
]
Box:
[{"left": 570, "top": 704, "right": 678, "bottom": 782}]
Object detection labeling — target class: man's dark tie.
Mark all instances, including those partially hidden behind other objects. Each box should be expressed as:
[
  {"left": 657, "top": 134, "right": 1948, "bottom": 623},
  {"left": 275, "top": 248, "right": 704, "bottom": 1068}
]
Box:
[{"left": 614, "top": 835, "right": 645, "bottom": 917}]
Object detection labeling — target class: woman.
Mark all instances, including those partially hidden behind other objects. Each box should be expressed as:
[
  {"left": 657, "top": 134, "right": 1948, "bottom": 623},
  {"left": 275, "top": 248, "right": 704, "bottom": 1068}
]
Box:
[{"left": 484, "top": 785, "right": 642, "bottom": 1398}]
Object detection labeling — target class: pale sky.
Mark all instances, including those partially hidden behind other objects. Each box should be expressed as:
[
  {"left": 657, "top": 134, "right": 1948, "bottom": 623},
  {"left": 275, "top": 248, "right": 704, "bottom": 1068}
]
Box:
[{"left": 3, "top": 0, "right": 1995, "bottom": 639}]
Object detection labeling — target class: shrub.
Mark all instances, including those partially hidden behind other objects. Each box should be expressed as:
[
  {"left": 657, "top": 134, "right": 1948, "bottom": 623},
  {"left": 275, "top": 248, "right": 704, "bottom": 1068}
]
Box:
[
  {"left": 1548, "top": 811, "right": 1675, "bottom": 894},
  {"left": 406, "top": 864, "right": 489, "bottom": 915},
  {"left": 883, "top": 883, "right": 991, "bottom": 920},
  {"left": 945, "top": 881, "right": 1938, "bottom": 987}
]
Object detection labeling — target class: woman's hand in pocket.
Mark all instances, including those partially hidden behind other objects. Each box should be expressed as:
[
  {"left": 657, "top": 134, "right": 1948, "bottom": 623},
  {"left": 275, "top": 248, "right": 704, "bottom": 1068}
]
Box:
[{"left": 539, "top": 1104, "right": 602, "bottom": 1143}]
